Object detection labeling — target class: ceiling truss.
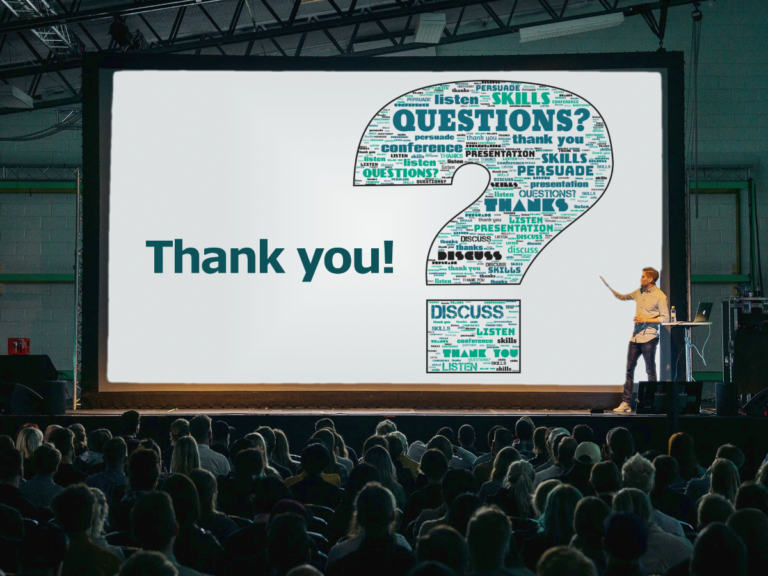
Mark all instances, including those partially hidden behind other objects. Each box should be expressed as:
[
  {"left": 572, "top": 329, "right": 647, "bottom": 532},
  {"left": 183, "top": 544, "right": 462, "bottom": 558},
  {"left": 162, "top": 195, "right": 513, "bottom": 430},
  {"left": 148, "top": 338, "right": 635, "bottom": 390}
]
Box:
[{"left": 0, "top": 0, "right": 700, "bottom": 115}]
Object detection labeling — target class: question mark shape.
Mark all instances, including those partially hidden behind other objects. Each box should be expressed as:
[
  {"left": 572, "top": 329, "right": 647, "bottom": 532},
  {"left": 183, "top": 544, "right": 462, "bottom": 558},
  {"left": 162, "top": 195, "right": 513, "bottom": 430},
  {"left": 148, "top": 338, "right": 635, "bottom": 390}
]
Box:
[{"left": 354, "top": 81, "right": 613, "bottom": 285}]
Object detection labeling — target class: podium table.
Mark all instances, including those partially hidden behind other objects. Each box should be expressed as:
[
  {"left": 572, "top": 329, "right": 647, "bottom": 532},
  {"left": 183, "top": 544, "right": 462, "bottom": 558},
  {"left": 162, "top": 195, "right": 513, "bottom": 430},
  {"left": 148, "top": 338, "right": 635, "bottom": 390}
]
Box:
[{"left": 662, "top": 322, "right": 712, "bottom": 382}]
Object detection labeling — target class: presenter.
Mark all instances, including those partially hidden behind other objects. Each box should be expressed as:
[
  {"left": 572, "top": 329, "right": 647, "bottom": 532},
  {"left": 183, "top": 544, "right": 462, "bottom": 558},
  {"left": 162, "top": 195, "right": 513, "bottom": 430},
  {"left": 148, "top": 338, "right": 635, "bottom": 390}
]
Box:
[{"left": 601, "top": 268, "right": 670, "bottom": 413}]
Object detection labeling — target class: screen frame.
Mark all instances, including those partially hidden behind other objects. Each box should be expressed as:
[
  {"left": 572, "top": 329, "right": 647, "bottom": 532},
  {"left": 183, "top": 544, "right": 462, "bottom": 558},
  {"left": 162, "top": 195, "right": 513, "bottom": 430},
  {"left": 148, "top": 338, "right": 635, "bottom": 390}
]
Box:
[{"left": 81, "top": 52, "right": 687, "bottom": 410}]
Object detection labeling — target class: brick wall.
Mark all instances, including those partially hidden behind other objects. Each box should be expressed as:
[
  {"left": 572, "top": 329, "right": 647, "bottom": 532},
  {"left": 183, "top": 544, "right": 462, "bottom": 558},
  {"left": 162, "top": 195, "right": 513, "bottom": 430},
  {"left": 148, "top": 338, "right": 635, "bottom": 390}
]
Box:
[{"left": 0, "top": 0, "right": 766, "bottom": 379}]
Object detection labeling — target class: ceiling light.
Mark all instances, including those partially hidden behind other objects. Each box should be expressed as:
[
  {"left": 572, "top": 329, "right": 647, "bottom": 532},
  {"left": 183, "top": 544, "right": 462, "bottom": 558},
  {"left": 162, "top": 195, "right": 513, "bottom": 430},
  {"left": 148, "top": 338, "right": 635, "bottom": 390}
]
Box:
[
  {"left": 415, "top": 13, "right": 446, "bottom": 44},
  {"left": 519, "top": 13, "right": 625, "bottom": 43},
  {"left": 0, "top": 85, "right": 34, "bottom": 109}
]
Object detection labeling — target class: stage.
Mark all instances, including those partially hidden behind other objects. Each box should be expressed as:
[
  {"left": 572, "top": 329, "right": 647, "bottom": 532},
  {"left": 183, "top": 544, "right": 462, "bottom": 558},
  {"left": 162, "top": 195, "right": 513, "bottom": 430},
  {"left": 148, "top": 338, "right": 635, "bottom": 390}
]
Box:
[{"left": 2, "top": 409, "right": 766, "bottom": 481}]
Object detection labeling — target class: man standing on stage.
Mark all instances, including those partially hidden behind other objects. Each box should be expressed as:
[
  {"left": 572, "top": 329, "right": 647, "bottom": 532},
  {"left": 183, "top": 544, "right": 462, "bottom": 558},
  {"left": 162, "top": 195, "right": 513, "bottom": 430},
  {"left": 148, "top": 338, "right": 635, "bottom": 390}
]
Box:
[{"left": 602, "top": 267, "right": 670, "bottom": 413}]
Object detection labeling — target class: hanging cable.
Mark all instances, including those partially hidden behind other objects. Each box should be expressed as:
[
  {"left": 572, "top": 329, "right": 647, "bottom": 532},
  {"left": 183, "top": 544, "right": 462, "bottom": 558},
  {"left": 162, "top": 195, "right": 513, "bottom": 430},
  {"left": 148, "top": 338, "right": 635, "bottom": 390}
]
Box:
[
  {"left": 686, "top": 4, "right": 703, "bottom": 218},
  {"left": 0, "top": 110, "right": 82, "bottom": 141},
  {"left": 751, "top": 179, "right": 763, "bottom": 296}
]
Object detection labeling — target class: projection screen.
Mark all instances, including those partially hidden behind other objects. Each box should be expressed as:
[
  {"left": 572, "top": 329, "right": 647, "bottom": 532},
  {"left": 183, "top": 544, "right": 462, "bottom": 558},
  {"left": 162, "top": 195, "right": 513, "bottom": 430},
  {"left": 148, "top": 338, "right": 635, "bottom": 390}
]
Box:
[{"left": 82, "top": 54, "right": 686, "bottom": 406}]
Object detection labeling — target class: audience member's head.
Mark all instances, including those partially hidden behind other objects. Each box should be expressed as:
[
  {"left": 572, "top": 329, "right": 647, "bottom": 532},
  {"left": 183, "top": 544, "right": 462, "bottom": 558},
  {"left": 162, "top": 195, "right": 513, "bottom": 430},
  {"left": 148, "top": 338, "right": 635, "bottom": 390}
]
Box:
[
  {"left": 234, "top": 448, "right": 265, "bottom": 480},
  {"left": 345, "top": 462, "right": 381, "bottom": 498},
  {"left": 287, "top": 565, "right": 323, "bottom": 576},
  {"left": 486, "top": 425, "right": 503, "bottom": 452},
  {"left": 169, "top": 418, "right": 190, "bottom": 444},
  {"left": 103, "top": 437, "right": 128, "bottom": 470},
  {"left": 590, "top": 460, "right": 622, "bottom": 497},
  {"left": 162, "top": 473, "right": 200, "bottom": 526},
  {"left": 533, "top": 426, "right": 548, "bottom": 456},
  {"left": 188, "top": 468, "right": 220, "bottom": 519},
  {"left": 735, "top": 481, "right": 768, "bottom": 514},
  {"left": 131, "top": 491, "right": 178, "bottom": 553},
  {"left": 491, "top": 428, "right": 514, "bottom": 454},
  {"left": 603, "top": 513, "right": 648, "bottom": 564},
  {"left": 52, "top": 483, "right": 96, "bottom": 535},
  {"left": 90, "top": 487, "right": 111, "bottom": 537},
  {"left": 230, "top": 438, "right": 254, "bottom": 463},
  {"left": 539, "top": 484, "right": 583, "bottom": 545},
  {"left": 69, "top": 423, "right": 87, "bottom": 455},
  {"left": 503, "top": 460, "right": 535, "bottom": 518},
  {"left": 574, "top": 442, "right": 602, "bottom": 466},
  {"left": 301, "top": 442, "right": 331, "bottom": 476},
  {"left": 385, "top": 432, "right": 405, "bottom": 460},
  {"left": 49, "top": 427, "right": 75, "bottom": 461},
  {"left": 44, "top": 424, "right": 62, "bottom": 442},
  {"left": 466, "top": 506, "right": 513, "bottom": 572},
  {"left": 376, "top": 419, "right": 397, "bottom": 436},
  {"left": 556, "top": 437, "right": 578, "bottom": 469},
  {"left": 490, "top": 446, "right": 521, "bottom": 481},
  {"left": 621, "top": 453, "right": 655, "bottom": 495},
  {"left": 458, "top": 424, "right": 475, "bottom": 449},
  {"left": 690, "top": 522, "right": 747, "bottom": 576},
  {"left": 311, "top": 428, "right": 336, "bottom": 458},
  {"left": 19, "top": 521, "right": 68, "bottom": 575},
  {"left": 34, "top": 443, "right": 61, "bottom": 476},
  {"left": 716, "top": 444, "right": 746, "bottom": 470},
  {"left": 427, "top": 435, "right": 454, "bottom": 463},
  {"left": 573, "top": 496, "right": 612, "bottom": 541},
  {"left": 536, "top": 546, "right": 598, "bottom": 576},
  {"left": 252, "top": 477, "right": 293, "bottom": 514},
  {"left": 363, "top": 435, "right": 389, "bottom": 457},
  {"left": 533, "top": 479, "right": 562, "bottom": 518},
  {"left": 212, "top": 421, "right": 233, "bottom": 447},
  {"left": 189, "top": 415, "right": 212, "bottom": 445},
  {"left": 351, "top": 482, "right": 397, "bottom": 538},
  {"left": 447, "top": 493, "right": 481, "bottom": 536},
  {"left": 697, "top": 493, "right": 735, "bottom": 530},
  {"left": 605, "top": 428, "right": 635, "bottom": 468},
  {"left": 119, "top": 550, "right": 179, "bottom": 576},
  {"left": 515, "top": 418, "right": 535, "bottom": 442},
  {"left": 87, "top": 428, "right": 113, "bottom": 454},
  {"left": 612, "top": 488, "right": 653, "bottom": 525},
  {"left": 127, "top": 448, "right": 161, "bottom": 491},
  {"left": 651, "top": 455, "right": 679, "bottom": 496},
  {"left": 756, "top": 462, "right": 768, "bottom": 487},
  {"left": 436, "top": 427, "right": 455, "bottom": 444},
  {"left": 441, "top": 469, "right": 477, "bottom": 506},
  {"left": 709, "top": 458, "right": 740, "bottom": 503},
  {"left": 16, "top": 426, "right": 44, "bottom": 460},
  {"left": 267, "top": 512, "right": 312, "bottom": 576},
  {"left": 315, "top": 417, "right": 335, "bottom": 431},
  {"left": 170, "top": 435, "right": 200, "bottom": 476},
  {"left": 668, "top": 432, "right": 700, "bottom": 481},
  {"left": 417, "top": 525, "right": 469, "bottom": 576},
  {"left": 405, "top": 562, "right": 458, "bottom": 576},
  {"left": 727, "top": 508, "right": 768, "bottom": 576},
  {"left": 572, "top": 425, "right": 595, "bottom": 446},
  {"left": 120, "top": 410, "right": 141, "bottom": 437},
  {"left": 0, "top": 448, "right": 23, "bottom": 485},
  {"left": 420, "top": 448, "right": 449, "bottom": 484},
  {"left": 363, "top": 445, "right": 399, "bottom": 492}
]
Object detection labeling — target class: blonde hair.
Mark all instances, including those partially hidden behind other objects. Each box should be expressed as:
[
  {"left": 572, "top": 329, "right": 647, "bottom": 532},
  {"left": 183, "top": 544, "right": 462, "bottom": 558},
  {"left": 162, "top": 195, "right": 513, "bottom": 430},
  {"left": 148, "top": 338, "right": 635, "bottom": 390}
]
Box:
[
  {"left": 16, "top": 427, "right": 43, "bottom": 460},
  {"left": 171, "top": 436, "right": 200, "bottom": 476},
  {"left": 90, "top": 487, "right": 109, "bottom": 537},
  {"left": 244, "top": 432, "right": 281, "bottom": 480}
]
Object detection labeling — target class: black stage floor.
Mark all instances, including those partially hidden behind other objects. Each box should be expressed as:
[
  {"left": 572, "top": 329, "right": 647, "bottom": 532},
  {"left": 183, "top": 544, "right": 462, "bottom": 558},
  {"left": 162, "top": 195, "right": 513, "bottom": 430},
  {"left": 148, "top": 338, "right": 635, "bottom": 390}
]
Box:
[{"left": 2, "top": 409, "right": 766, "bottom": 480}]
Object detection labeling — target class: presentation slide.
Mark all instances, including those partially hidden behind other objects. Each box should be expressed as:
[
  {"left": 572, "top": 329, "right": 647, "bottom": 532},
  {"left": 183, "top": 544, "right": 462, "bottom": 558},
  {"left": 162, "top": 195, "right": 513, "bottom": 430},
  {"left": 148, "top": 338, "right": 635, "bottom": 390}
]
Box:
[{"left": 107, "top": 69, "right": 663, "bottom": 386}]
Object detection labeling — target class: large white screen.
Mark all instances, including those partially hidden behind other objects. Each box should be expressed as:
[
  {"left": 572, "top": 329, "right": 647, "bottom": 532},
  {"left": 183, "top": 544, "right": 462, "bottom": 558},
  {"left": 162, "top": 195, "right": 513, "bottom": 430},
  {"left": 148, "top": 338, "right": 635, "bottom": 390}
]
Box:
[{"left": 108, "top": 69, "right": 663, "bottom": 385}]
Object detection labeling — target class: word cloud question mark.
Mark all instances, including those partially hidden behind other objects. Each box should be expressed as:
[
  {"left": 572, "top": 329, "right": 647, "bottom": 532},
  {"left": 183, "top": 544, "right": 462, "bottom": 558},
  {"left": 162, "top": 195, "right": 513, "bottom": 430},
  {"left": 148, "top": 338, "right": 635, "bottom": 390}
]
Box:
[{"left": 354, "top": 81, "right": 613, "bottom": 285}]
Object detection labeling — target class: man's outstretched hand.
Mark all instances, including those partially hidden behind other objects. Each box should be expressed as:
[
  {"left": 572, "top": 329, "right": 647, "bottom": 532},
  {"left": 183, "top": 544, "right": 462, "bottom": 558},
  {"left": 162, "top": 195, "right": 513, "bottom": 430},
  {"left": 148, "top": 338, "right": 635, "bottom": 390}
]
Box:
[{"left": 600, "top": 276, "right": 619, "bottom": 297}]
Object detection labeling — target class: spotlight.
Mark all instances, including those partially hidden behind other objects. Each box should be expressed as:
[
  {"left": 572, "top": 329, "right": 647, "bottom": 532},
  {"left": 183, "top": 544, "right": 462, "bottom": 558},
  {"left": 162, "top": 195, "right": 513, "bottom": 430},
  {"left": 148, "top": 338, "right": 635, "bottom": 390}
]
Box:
[{"left": 519, "top": 13, "right": 625, "bottom": 43}]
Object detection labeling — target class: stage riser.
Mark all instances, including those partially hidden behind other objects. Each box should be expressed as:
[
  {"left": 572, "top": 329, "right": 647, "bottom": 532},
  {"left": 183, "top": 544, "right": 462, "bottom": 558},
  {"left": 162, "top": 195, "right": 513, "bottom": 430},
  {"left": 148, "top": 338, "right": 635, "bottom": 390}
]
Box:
[{"left": 2, "top": 413, "right": 766, "bottom": 481}]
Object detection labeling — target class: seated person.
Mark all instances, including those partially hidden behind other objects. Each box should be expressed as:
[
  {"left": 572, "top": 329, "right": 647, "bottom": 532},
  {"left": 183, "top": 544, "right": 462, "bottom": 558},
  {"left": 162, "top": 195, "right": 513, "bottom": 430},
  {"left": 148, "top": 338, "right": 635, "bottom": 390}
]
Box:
[{"left": 284, "top": 443, "right": 342, "bottom": 509}]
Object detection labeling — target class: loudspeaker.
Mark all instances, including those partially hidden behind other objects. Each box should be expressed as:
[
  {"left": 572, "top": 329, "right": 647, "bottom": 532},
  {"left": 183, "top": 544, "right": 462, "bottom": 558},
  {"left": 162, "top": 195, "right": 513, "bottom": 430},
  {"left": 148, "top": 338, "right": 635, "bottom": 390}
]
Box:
[
  {"left": 0, "top": 355, "right": 58, "bottom": 384},
  {"left": 0, "top": 383, "right": 45, "bottom": 415},
  {"left": 743, "top": 389, "right": 768, "bottom": 418},
  {"left": 733, "top": 326, "right": 768, "bottom": 395},
  {"left": 716, "top": 382, "right": 738, "bottom": 416}
]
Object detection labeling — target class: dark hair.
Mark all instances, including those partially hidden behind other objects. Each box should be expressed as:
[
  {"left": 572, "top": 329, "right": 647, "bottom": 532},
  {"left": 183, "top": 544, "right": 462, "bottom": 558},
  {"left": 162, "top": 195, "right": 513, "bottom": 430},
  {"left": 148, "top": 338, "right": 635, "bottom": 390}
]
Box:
[
  {"left": 256, "top": 427, "right": 276, "bottom": 453},
  {"left": 52, "top": 483, "right": 96, "bottom": 534},
  {"left": 267, "top": 513, "right": 311, "bottom": 574},
  {"left": 406, "top": 561, "right": 458, "bottom": 576},
  {"left": 131, "top": 491, "right": 177, "bottom": 551},
  {"left": 486, "top": 425, "right": 504, "bottom": 451},
  {"left": 49, "top": 427, "right": 75, "bottom": 458},
  {"left": 590, "top": 460, "right": 622, "bottom": 495},
  {"left": 734, "top": 481, "right": 768, "bottom": 514},
  {"left": 716, "top": 444, "right": 745, "bottom": 469},
  {"left": 118, "top": 550, "right": 178, "bottom": 576},
  {"left": 0, "top": 448, "right": 23, "bottom": 482},
  {"left": 416, "top": 525, "right": 468, "bottom": 575},
  {"left": 727, "top": 508, "right": 768, "bottom": 574},
  {"left": 603, "top": 512, "right": 648, "bottom": 561},
  {"left": 651, "top": 455, "right": 679, "bottom": 498},
  {"left": 315, "top": 418, "right": 335, "bottom": 431},
  {"left": 103, "top": 437, "right": 128, "bottom": 468},
  {"left": 668, "top": 432, "right": 700, "bottom": 481},
  {"left": 572, "top": 425, "right": 595, "bottom": 445},
  {"left": 607, "top": 428, "right": 635, "bottom": 467},
  {"left": 458, "top": 424, "right": 475, "bottom": 446},
  {"left": 301, "top": 442, "right": 331, "bottom": 475},
  {"left": 162, "top": 473, "right": 200, "bottom": 525},
  {"left": 20, "top": 521, "right": 67, "bottom": 571},
  {"left": 234, "top": 448, "right": 265, "bottom": 478},
  {"left": 447, "top": 493, "right": 481, "bottom": 536},
  {"left": 420, "top": 448, "right": 449, "bottom": 482},
  {"left": 537, "top": 546, "right": 598, "bottom": 576},
  {"left": 533, "top": 427, "right": 548, "bottom": 455},
  {"left": 127, "top": 448, "right": 160, "bottom": 491},
  {"left": 697, "top": 494, "right": 735, "bottom": 530},
  {"left": 691, "top": 522, "right": 747, "bottom": 576},
  {"left": 363, "top": 435, "right": 389, "bottom": 456},
  {"left": 573, "top": 496, "right": 611, "bottom": 538},
  {"left": 515, "top": 419, "right": 534, "bottom": 441},
  {"left": 442, "top": 469, "right": 476, "bottom": 505},
  {"left": 557, "top": 437, "right": 578, "bottom": 469},
  {"left": 189, "top": 415, "right": 212, "bottom": 444},
  {"left": 385, "top": 432, "right": 405, "bottom": 459},
  {"left": 87, "top": 428, "right": 112, "bottom": 453},
  {"left": 139, "top": 438, "right": 162, "bottom": 461},
  {"left": 353, "top": 482, "right": 396, "bottom": 535},
  {"left": 252, "top": 477, "right": 293, "bottom": 515},
  {"left": 436, "top": 427, "right": 455, "bottom": 444},
  {"left": 120, "top": 410, "right": 141, "bottom": 435},
  {"left": 34, "top": 443, "right": 61, "bottom": 475},
  {"left": 539, "top": 484, "right": 583, "bottom": 545},
  {"left": 466, "top": 506, "right": 512, "bottom": 571},
  {"left": 230, "top": 438, "right": 255, "bottom": 461},
  {"left": 170, "top": 418, "right": 190, "bottom": 439},
  {"left": 493, "top": 428, "right": 514, "bottom": 449}
]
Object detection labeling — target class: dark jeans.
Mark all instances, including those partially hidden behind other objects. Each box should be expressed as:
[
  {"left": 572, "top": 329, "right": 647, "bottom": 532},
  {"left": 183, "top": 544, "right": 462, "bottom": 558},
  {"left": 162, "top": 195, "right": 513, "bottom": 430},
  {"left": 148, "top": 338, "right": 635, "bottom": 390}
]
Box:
[{"left": 624, "top": 339, "right": 659, "bottom": 404}]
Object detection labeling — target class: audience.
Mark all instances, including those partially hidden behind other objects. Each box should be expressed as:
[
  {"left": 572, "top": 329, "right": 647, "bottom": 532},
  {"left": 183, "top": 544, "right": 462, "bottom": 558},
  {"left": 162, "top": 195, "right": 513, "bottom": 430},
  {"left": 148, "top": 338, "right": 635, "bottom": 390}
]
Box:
[{"left": 2, "top": 413, "right": 768, "bottom": 576}]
